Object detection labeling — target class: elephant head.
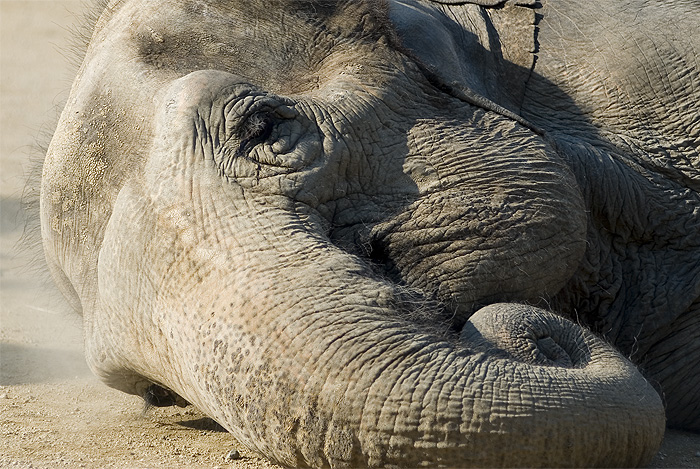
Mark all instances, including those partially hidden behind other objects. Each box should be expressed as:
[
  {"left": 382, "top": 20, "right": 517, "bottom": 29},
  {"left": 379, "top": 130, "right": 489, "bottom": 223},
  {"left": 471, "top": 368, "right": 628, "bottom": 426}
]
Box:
[{"left": 40, "top": 0, "right": 668, "bottom": 466}]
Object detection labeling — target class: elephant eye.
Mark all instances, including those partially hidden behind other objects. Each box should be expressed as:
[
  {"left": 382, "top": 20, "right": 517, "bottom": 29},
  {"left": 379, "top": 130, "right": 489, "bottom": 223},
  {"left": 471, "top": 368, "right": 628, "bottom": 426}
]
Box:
[
  {"left": 237, "top": 112, "right": 274, "bottom": 156},
  {"left": 215, "top": 96, "right": 321, "bottom": 181}
]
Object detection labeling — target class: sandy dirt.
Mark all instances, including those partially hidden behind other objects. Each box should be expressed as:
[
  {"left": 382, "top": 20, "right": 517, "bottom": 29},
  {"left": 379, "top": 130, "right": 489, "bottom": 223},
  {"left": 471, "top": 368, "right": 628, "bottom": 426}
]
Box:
[{"left": 1, "top": 1, "right": 698, "bottom": 468}]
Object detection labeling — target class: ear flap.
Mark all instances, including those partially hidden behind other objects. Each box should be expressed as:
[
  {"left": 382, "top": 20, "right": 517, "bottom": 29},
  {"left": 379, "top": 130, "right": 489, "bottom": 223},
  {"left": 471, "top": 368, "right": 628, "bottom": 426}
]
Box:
[
  {"left": 389, "top": 0, "right": 538, "bottom": 116},
  {"left": 485, "top": 2, "right": 539, "bottom": 112}
]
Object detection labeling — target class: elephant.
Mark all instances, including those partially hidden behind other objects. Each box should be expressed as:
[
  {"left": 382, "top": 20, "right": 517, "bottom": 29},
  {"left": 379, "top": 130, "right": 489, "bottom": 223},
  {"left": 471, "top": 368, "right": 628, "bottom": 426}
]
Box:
[{"left": 39, "top": 0, "right": 699, "bottom": 467}]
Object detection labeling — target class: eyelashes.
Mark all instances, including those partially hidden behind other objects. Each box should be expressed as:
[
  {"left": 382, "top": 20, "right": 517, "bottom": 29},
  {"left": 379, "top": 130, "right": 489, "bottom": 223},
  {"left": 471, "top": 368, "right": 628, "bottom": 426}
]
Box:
[{"left": 236, "top": 112, "right": 274, "bottom": 157}]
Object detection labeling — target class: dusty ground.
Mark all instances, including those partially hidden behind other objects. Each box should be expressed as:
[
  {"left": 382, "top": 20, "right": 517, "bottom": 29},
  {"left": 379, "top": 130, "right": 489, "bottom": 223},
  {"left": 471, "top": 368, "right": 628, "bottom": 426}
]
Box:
[{"left": 1, "top": 1, "right": 698, "bottom": 468}]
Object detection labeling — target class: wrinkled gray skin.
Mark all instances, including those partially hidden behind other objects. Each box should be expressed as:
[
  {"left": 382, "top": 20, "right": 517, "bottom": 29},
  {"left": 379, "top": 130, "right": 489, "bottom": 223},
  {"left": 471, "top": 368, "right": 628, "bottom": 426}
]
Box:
[{"left": 40, "top": 0, "right": 699, "bottom": 466}]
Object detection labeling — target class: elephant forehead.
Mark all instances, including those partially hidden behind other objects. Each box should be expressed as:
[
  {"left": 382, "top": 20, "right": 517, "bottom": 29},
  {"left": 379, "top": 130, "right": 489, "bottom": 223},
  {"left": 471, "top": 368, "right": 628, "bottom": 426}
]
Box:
[{"left": 84, "top": 0, "right": 405, "bottom": 94}]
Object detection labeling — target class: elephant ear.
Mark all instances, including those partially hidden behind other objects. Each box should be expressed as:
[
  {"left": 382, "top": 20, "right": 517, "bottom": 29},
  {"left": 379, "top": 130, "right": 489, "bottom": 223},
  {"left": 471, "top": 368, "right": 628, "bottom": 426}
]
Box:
[{"left": 389, "top": 0, "right": 538, "bottom": 116}]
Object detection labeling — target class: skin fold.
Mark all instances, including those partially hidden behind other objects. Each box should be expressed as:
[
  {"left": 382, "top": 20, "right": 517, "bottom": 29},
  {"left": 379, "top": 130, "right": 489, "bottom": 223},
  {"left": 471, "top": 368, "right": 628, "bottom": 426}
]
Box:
[{"left": 40, "top": 0, "right": 697, "bottom": 467}]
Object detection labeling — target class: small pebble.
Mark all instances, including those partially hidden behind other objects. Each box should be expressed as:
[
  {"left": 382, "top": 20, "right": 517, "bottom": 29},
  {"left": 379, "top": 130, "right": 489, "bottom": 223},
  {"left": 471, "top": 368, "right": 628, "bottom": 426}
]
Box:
[
  {"left": 225, "top": 449, "right": 241, "bottom": 461},
  {"left": 695, "top": 450, "right": 700, "bottom": 457}
]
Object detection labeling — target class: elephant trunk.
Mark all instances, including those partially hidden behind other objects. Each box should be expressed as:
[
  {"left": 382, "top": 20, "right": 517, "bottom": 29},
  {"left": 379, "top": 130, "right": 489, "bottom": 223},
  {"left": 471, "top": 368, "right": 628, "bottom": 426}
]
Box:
[
  {"left": 92, "top": 152, "right": 663, "bottom": 466},
  {"left": 150, "top": 227, "right": 664, "bottom": 468}
]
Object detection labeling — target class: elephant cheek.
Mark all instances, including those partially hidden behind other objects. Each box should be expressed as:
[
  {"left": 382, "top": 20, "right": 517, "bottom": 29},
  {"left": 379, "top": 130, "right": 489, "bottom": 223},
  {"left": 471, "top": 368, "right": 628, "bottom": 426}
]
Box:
[{"left": 373, "top": 186, "right": 587, "bottom": 320}]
